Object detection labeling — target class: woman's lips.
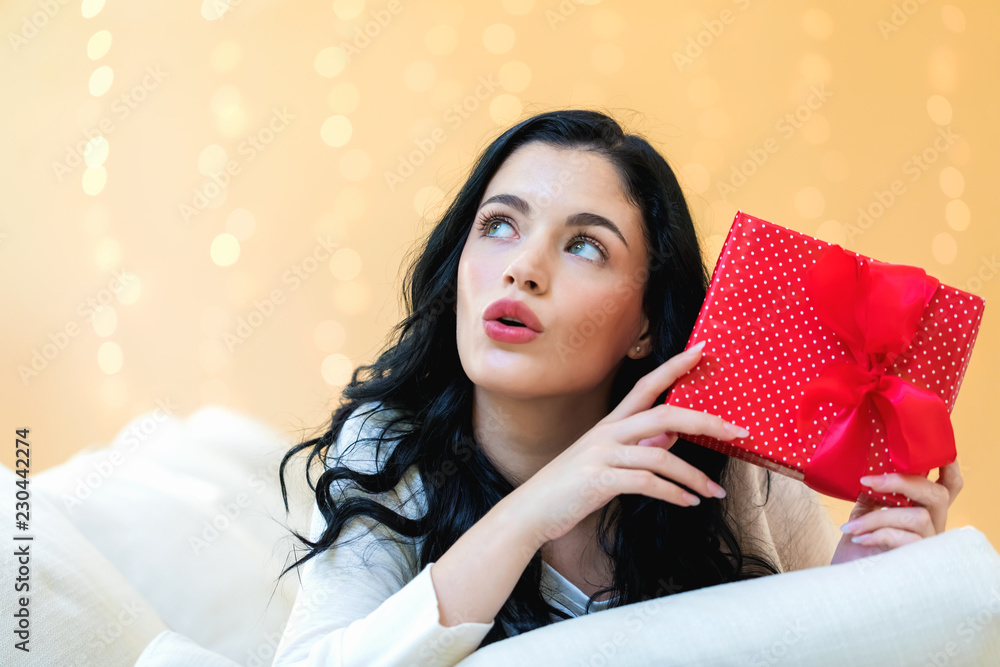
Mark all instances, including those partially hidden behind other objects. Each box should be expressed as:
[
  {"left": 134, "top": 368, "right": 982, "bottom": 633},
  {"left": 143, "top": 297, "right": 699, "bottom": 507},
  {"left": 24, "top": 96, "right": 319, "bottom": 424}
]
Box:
[{"left": 483, "top": 318, "right": 540, "bottom": 343}]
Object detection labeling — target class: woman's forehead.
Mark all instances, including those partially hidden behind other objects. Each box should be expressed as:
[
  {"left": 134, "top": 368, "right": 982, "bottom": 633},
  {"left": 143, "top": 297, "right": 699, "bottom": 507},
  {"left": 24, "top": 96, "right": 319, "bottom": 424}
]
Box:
[{"left": 483, "top": 145, "right": 624, "bottom": 208}]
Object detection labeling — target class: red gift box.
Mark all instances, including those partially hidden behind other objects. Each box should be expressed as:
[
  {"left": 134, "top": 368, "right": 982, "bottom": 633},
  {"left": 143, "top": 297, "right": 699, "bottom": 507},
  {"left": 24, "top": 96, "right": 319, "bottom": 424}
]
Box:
[{"left": 664, "top": 211, "right": 985, "bottom": 507}]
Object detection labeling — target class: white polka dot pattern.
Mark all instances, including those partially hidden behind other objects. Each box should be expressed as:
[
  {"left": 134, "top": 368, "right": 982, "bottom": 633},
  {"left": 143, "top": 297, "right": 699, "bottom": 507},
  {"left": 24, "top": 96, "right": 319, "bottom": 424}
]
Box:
[{"left": 665, "top": 212, "right": 986, "bottom": 508}]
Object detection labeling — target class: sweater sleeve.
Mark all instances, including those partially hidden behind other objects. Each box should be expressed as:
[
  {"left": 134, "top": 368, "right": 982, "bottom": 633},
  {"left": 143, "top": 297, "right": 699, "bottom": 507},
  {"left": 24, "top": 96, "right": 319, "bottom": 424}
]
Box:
[
  {"left": 271, "top": 505, "right": 494, "bottom": 667},
  {"left": 760, "top": 464, "right": 842, "bottom": 571},
  {"left": 272, "top": 404, "right": 495, "bottom": 667},
  {"left": 720, "top": 458, "right": 841, "bottom": 573}
]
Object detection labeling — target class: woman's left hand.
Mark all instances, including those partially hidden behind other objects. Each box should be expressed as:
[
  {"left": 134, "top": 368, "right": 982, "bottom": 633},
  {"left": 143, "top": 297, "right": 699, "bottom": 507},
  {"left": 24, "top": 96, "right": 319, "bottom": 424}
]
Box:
[{"left": 830, "top": 460, "right": 964, "bottom": 565}]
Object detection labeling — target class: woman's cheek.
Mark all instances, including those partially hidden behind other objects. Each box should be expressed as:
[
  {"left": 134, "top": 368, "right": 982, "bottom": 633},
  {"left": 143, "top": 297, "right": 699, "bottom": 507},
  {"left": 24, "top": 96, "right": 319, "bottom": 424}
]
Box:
[{"left": 612, "top": 278, "right": 634, "bottom": 298}]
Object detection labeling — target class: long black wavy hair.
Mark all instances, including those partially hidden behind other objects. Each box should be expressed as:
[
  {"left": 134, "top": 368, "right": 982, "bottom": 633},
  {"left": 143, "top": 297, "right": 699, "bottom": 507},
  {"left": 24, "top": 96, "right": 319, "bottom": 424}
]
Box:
[{"left": 277, "top": 108, "right": 779, "bottom": 646}]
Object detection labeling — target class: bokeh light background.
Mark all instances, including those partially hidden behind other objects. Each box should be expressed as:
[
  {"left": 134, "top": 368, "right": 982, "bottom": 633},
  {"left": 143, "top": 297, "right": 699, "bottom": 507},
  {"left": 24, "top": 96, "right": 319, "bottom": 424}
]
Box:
[{"left": 2, "top": 0, "right": 998, "bottom": 549}]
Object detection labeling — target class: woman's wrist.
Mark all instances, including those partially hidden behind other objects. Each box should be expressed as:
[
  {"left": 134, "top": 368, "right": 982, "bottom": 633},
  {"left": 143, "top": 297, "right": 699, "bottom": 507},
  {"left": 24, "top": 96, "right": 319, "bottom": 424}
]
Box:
[{"left": 492, "top": 490, "right": 549, "bottom": 558}]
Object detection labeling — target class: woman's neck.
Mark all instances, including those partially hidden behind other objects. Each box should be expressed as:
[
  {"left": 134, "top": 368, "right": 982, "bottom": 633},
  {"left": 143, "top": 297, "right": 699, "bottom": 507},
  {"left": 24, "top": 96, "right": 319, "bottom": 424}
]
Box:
[
  {"left": 471, "top": 383, "right": 613, "bottom": 486},
  {"left": 540, "top": 506, "right": 617, "bottom": 601}
]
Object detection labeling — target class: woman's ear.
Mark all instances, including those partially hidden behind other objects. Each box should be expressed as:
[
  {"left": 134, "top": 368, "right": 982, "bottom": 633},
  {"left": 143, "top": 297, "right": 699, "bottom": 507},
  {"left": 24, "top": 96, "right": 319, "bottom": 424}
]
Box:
[{"left": 631, "top": 311, "right": 651, "bottom": 358}]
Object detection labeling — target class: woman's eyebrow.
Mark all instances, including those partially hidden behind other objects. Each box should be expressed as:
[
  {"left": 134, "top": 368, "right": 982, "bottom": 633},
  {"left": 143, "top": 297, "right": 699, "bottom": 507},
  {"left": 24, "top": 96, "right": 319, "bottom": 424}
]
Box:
[
  {"left": 478, "top": 193, "right": 629, "bottom": 250},
  {"left": 480, "top": 193, "right": 530, "bottom": 216}
]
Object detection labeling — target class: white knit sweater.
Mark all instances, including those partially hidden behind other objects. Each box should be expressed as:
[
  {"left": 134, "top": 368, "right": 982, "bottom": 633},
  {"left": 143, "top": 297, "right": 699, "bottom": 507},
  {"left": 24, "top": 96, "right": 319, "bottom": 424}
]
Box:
[{"left": 270, "top": 402, "right": 842, "bottom": 666}]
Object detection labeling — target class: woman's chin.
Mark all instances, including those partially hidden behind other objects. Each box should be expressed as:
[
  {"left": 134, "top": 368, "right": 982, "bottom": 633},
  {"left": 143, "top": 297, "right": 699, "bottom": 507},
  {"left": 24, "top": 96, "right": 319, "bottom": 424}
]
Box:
[{"left": 470, "top": 369, "right": 546, "bottom": 398}]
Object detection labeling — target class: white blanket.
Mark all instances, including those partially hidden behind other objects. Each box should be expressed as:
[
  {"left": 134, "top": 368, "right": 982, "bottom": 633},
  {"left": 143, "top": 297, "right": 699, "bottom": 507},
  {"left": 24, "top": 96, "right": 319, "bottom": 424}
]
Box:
[{"left": 1, "top": 405, "right": 997, "bottom": 666}]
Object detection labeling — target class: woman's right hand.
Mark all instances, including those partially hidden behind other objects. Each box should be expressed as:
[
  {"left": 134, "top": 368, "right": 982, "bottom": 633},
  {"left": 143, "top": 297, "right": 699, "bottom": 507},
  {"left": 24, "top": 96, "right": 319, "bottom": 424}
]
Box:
[{"left": 512, "top": 341, "right": 751, "bottom": 547}]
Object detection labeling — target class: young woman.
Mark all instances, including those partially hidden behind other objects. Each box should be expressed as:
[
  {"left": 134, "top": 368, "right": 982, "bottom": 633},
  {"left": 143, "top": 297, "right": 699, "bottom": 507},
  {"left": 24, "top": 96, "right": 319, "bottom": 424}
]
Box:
[{"left": 272, "top": 109, "right": 962, "bottom": 665}]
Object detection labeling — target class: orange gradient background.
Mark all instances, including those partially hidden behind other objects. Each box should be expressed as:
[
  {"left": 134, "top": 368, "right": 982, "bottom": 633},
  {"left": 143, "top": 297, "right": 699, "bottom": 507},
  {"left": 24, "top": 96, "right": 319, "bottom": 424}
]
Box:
[{"left": 2, "top": 0, "right": 997, "bottom": 550}]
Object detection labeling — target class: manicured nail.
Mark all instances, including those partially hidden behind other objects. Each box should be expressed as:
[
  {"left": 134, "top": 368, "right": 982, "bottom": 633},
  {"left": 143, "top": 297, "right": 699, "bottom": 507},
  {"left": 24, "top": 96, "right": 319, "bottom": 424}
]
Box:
[
  {"left": 851, "top": 535, "right": 869, "bottom": 544},
  {"left": 707, "top": 480, "right": 727, "bottom": 499},
  {"left": 860, "top": 474, "right": 886, "bottom": 487},
  {"left": 840, "top": 520, "right": 861, "bottom": 534},
  {"left": 683, "top": 492, "right": 701, "bottom": 506},
  {"left": 687, "top": 340, "right": 706, "bottom": 355},
  {"left": 726, "top": 422, "right": 750, "bottom": 438}
]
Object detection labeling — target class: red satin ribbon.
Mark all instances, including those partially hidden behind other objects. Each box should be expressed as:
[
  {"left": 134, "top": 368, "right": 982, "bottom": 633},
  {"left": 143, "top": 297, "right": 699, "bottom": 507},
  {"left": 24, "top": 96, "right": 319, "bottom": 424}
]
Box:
[{"left": 796, "top": 245, "right": 955, "bottom": 501}]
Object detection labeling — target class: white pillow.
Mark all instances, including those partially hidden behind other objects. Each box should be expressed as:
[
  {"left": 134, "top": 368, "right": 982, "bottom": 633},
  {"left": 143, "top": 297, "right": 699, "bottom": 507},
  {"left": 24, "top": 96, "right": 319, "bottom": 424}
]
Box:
[
  {"left": 0, "top": 463, "right": 168, "bottom": 666},
  {"left": 31, "top": 404, "right": 316, "bottom": 665},
  {"left": 458, "top": 526, "right": 1000, "bottom": 666}
]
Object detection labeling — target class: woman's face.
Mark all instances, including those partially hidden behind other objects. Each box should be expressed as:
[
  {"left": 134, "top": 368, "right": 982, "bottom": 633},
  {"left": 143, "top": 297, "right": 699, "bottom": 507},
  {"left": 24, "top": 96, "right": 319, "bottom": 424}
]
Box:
[{"left": 455, "top": 141, "right": 650, "bottom": 399}]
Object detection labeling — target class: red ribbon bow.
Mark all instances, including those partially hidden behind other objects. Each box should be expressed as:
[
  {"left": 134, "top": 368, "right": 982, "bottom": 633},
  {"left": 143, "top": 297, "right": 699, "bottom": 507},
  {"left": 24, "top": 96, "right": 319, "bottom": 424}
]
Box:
[{"left": 796, "top": 245, "right": 955, "bottom": 502}]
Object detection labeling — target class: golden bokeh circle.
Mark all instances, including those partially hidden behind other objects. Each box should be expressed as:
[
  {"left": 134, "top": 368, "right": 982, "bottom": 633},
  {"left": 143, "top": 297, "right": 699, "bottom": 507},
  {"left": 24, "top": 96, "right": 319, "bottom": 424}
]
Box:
[
  {"left": 89, "top": 66, "right": 114, "bottom": 97},
  {"left": 97, "top": 341, "right": 123, "bottom": 375},
  {"left": 816, "top": 219, "right": 846, "bottom": 246},
  {"left": 801, "top": 8, "right": 834, "bottom": 39},
  {"left": 95, "top": 237, "right": 121, "bottom": 271},
  {"left": 211, "top": 40, "right": 243, "bottom": 73},
  {"left": 794, "top": 186, "right": 825, "bottom": 219},
  {"left": 321, "top": 353, "right": 354, "bottom": 387},
  {"left": 315, "top": 47, "right": 348, "bottom": 78},
  {"left": 926, "top": 94, "right": 953, "bottom": 126},
  {"left": 945, "top": 199, "right": 970, "bottom": 232},
  {"left": 82, "top": 0, "right": 106, "bottom": 19},
  {"left": 87, "top": 30, "right": 112, "bottom": 60},
  {"left": 321, "top": 115, "right": 353, "bottom": 147},
  {"left": 939, "top": 166, "right": 965, "bottom": 199},
  {"left": 489, "top": 94, "right": 523, "bottom": 127},
  {"left": 332, "top": 0, "right": 365, "bottom": 20},
  {"left": 482, "top": 24, "right": 516, "bottom": 55},
  {"left": 425, "top": 25, "right": 459, "bottom": 56},
  {"left": 116, "top": 273, "right": 141, "bottom": 306},
  {"left": 84, "top": 136, "right": 110, "bottom": 168},
  {"left": 82, "top": 166, "right": 108, "bottom": 196},
  {"left": 941, "top": 5, "right": 966, "bottom": 32},
  {"left": 91, "top": 305, "right": 118, "bottom": 337},
  {"left": 210, "top": 233, "right": 241, "bottom": 267}
]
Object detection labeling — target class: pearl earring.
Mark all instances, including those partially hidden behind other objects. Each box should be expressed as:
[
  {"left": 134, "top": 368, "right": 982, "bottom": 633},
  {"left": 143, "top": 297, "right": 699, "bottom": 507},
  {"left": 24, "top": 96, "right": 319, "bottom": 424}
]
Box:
[{"left": 635, "top": 346, "right": 641, "bottom": 352}]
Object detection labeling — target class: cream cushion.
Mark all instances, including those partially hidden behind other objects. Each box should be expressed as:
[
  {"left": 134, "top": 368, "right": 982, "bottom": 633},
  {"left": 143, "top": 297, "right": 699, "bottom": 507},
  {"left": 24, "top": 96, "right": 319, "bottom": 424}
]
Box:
[
  {"left": 3, "top": 404, "right": 997, "bottom": 666},
  {"left": 28, "top": 405, "right": 314, "bottom": 665},
  {"left": 459, "top": 525, "right": 1000, "bottom": 666},
  {"left": 0, "top": 462, "right": 167, "bottom": 666}
]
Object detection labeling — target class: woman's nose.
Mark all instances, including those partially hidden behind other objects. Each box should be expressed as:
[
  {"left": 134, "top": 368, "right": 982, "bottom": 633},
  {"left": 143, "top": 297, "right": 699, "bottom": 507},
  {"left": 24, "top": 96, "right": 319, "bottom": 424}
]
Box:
[{"left": 502, "top": 239, "right": 549, "bottom": 293}]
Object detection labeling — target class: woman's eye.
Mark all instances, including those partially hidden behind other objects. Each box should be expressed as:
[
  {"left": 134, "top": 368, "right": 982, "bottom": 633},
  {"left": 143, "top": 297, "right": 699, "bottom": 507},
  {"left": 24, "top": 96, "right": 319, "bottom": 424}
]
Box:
[
  {"left": 481, "top": 217, "right": 514, "bottom": 238},
  {"left": 568, "top": 239, "right": 604, "bottom": 262}
]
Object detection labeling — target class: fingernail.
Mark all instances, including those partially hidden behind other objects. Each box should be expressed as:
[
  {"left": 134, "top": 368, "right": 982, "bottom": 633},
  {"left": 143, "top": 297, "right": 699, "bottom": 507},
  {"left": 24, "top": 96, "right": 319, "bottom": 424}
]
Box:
[
  {"left": 683, "top": 492, "right": 701, "bottom": 506},
  {"left": 840, "top": 520, "right": 860, "bottom": 534},
  {"left": 687, "top": 340, "right": 706, "bottom": 355},
  {"left": 726, "top": 422, "right": 750, "bottom": 438},
  {"left": 707, "top": 480, "right": 727, "bottom": 499},
  {"left": 860, "top": 474, "right": 885, "bottom": 487},
  {"left": 851, "top": 535, "right": 869, "bottom": 544}
]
